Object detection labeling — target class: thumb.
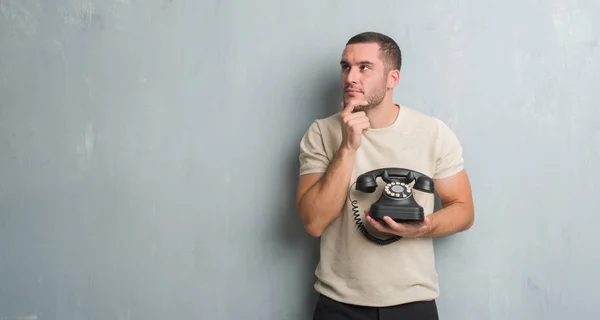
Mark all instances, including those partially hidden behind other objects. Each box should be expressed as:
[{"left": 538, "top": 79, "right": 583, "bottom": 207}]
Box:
[{"left": 341, "top": 102, "right": 355, "bottom": 115}]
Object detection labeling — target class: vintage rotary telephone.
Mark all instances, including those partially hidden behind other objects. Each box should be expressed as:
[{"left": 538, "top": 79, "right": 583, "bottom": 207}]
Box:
[{"left": 349, "top": 167, "right": 435, "bottom": 245}]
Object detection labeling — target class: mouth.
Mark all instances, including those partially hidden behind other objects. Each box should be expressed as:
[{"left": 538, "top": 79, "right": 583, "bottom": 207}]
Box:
[{"left": 345, "top": 88, "right": 362, "bottom": 94}]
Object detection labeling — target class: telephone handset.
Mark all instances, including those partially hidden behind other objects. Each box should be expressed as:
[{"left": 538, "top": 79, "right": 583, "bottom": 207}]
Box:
[{"left": 349, "top": 167, "right": 435, "bottom": 245}]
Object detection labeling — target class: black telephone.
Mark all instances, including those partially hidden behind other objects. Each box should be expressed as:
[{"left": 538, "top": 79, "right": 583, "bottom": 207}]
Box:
[{"left": 349, "top": 167, "right": 435, "bottom": 245}]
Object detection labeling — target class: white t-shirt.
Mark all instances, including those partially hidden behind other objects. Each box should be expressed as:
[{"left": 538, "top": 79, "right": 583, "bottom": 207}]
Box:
[{"left": 298, "top": 104, "right": 465, "bottom": 307}]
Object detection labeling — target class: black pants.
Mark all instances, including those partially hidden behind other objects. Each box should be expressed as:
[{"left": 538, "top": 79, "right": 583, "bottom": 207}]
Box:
[{"left": 312, "top": 294, "right": 439, "bottom": 320}]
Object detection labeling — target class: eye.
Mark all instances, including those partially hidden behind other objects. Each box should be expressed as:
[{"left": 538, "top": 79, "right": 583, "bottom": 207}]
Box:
[{"left": 360, "top": 65, "right": 370, "bottom": 71}]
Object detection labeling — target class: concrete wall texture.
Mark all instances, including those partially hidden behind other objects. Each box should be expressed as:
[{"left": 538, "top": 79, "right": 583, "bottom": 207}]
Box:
[{"left": 1, "top": 0, "right": 598, "bottom": 319}]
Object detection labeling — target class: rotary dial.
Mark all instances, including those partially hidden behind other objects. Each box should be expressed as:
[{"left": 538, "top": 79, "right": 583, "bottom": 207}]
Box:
[{"left": 384, "top": 181, "right": 412, "bottom": 199}]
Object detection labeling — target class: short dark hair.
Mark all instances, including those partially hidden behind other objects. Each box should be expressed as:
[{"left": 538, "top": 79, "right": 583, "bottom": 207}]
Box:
[{"left": 346, "top": 31, "right": 402, "bottom": 71}]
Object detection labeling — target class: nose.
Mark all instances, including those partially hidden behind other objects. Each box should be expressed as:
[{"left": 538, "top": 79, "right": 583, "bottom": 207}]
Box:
[{"left": 345, "top": 66, "right": 360, "bottom": 85}]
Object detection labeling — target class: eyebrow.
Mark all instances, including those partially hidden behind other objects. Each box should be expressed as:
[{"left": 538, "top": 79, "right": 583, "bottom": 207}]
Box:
[{"left": 340, "top": 60, "right": 375, "bottom": 66}]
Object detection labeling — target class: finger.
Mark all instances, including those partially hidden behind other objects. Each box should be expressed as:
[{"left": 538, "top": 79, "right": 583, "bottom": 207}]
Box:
[
  {"left": 353, "top": 100, "right": 369, "bottom": 107},
  {"left": 350, "top": 100, "right": 369, "bottom": 113},
  {"left": 366, "top": 216, "right": 391, "bottom": 232},
  {"left": 383, "top": 217, "right": 426, "bottom": 233},
  {"left": 347, "top": 118, "right": 370, "bottom": 129},
  {"left": 382, "top": 216, "right": 405, "bottom": 231},
  {"left": 346, "top": 113, "right": 369, "bottom": 121},
  {"left": 386, "top": 218, "right": 428, "bottom": 235},
  {"left": 346, "top": 114, "right": 369, "bottom": 123},
  {"left": 342, "top": 100, "right": 368, "bottom": 115},
  {"left": 347, "top": 123, "right": 370, "bottom": 134},
  {"left": 342, "top": 111, "right": 367, "bottom": 122},
  {"left": 341, "top": 102, "right": 356, "bottom": 115}
]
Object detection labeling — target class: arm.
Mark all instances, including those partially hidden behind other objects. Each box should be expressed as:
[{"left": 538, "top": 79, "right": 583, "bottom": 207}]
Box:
[
  {"left": 296, "top": 146, "right": 356, "bottom": 237},
  {"left": 423, "top": 169, "right": 474, "bottom": 238},
  {"left": 364, "top": 170, "right": 474, "bottom": 239},
  {"left": 296, "top": 102, "right": 369, "bottom": 237},
  {"left": 365, "top": 119, "right": 474, "bottom": 238}
]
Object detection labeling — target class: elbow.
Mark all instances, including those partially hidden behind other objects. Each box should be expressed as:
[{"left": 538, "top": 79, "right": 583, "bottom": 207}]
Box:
[
  {"left": 464, "top": 218, "right": 474, "bottom": 231},
  {"left": 300, "top": 215, "right": 324, "bottom": 237},
  {"left": 304, "top": 223, "right": 324, "bottom": 238},
  {"left": 299, "top": 212, "right": 324, "bottom": 237},
  {"left": 463, "top": 207, "right": 475, "bottom": 231},
  {"left": 297, "top": 201, "right": 324, "bottom": 237}
]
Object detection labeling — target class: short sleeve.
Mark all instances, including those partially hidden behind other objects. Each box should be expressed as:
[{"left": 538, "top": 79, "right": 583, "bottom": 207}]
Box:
[
  {"left": 298, "top": 121, "right": 330, "bottom": 176},
  {"left": 433, "top": 119, "right": 465, "bottom": 179}
]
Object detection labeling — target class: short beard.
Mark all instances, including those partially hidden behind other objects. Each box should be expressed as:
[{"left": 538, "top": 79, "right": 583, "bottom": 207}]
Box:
[{"left": 343, "top": 82, "right": 387, "bottom": 112}]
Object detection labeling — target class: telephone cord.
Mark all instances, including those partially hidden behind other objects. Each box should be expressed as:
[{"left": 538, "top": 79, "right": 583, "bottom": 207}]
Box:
[{"left": 348, "top": 182, "right": 402, "bottom": 245}]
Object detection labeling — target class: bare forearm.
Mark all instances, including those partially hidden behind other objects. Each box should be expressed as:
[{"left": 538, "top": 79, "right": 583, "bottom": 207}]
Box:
[
  {"left": 425, "top": 201, "right": 474, "bottom": 238},
  {"left": 298, "top": 147, "right": 356, "bottom": 237}
]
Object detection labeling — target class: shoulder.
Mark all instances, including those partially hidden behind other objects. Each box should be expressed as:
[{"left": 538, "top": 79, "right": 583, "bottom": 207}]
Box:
[
  {"left": 399, "top": 106, "right": 465, "bottom": 178},
  {"left": 302, "top": 112, "right": 343, "bottom": 140},
  {"left": 314, "top": 111, "right": 343, "bottom": 131},
  {"left": 298, "top": 112, "right": 343, "bottom": 175},
  {"left": 398, "top": 105, "right": 453, "bottom": 138}
]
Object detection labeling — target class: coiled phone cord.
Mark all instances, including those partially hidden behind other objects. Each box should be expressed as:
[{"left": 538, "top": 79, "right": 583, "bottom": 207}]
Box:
[{"left": 348, "top": 182, "right": 402, "bottom": 245}]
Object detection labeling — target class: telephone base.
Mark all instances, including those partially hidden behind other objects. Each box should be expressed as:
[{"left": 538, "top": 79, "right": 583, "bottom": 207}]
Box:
[{"left": 369, "top": 204, "right": 424, "bottom": 223}]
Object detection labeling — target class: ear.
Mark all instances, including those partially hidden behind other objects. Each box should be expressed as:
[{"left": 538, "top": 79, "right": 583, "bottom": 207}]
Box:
[{"left": 387, "top": 69, "right": 400, "bottom": 89}]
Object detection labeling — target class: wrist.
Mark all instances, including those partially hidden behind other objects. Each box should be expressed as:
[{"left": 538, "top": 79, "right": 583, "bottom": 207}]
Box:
[
  {"left": 421, "top": 215, "right": 437, "bottom": 238},
  {"left": 337, "top": 145, "right": 357, "bottom": 159}
]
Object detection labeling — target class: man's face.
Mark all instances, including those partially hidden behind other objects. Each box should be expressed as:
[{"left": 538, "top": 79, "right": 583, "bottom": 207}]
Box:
[{"left": 340, "top": 42, "right": 389, "bottom": 111}]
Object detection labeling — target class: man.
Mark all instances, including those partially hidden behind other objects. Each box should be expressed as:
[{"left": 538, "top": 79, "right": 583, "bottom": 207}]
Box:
[{"left": 295, "top": 31, "right": 475, "bottom": 319}]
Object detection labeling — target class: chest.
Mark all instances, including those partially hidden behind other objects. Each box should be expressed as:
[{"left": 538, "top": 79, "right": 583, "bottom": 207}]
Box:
[{"left": 351, "top": 132, "right": 436, "bottom": 182}]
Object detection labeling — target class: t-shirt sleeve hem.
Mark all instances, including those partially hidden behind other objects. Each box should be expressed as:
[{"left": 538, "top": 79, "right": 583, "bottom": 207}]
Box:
[
  {"left": 433, "top": 164, "right": 465, "bottom": 180},
  {"left": 432, "top": 118, "right": 465, "bottom": 180},
  {"left": 299, "top": 167, "right": 328, "bottom": 176},
  {"left": 298, "top": 121, "right": 331, "bottom": 177}
]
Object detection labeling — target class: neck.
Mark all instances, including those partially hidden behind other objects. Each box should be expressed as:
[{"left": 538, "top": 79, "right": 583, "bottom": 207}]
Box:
[{"left": 365, "top": 100, "right": 400, "bottom": 129}]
